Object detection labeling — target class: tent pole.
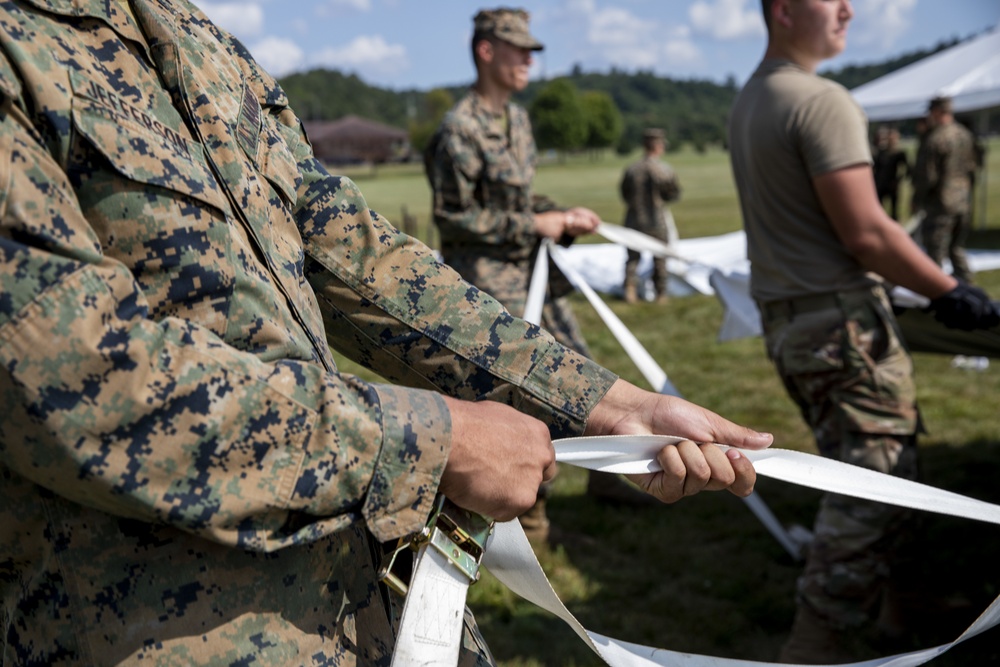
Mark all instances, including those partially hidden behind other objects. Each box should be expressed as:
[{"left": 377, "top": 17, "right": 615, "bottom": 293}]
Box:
[{"left": 978, "top": 110, "right": 989, "bottom": 229}]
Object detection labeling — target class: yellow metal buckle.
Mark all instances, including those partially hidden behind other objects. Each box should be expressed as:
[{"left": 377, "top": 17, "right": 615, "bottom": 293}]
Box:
[{"left": 378, "top": 496, "right": 494, "bottom": 597}]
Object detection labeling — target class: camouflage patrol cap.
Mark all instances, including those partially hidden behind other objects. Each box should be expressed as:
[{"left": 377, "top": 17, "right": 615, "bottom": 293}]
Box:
[
  {"left": 473, "top": 7, "right": 544, "bottom": 51},
  {"left": 643, "top": 128, "right": 666, "bottom": 141}
]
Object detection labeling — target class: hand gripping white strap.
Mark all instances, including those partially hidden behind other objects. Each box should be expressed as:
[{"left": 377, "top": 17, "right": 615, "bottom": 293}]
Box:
[
  {"left": 544, "top": 240, "right": 805, "bottom": 557},
  {"left": 480, "top": 435, "right": 1000, "bottom": 667}
]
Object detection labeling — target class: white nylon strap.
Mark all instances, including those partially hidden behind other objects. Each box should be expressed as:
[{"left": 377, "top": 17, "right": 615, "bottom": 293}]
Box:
[
  {"left": 481, "top": 435, "right": 1000, "bottom": 667},
  {"left": 546, "top": 240, "right": 679, "bottom": 396},
  {"left": 390, "top": 541, "right": 470, "bottom": 667},
  {"left": 523, "top": 239, "right": 549, "bottom": 325},
  {"left": 596, "top": 222, "right": 693, "bottom": 264}
]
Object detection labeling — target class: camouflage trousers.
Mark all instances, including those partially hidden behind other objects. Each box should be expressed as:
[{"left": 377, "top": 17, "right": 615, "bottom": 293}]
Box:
[
  {"left": 625, "top": 248, "right": 668, "bottom": 298},
  {"left": 921, "top": 208, "right": 973, "bottom": 283},
  {"left": 623, "top": 221, "right": 670, "bottom": 298},
  {"left": 760, "top": 285, "right": 920, "bottom": 629}
]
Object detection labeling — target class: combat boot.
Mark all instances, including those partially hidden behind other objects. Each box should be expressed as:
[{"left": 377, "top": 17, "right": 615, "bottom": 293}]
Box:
[
  {"left": 654, "top": 292, "right": 669, "bottom": 305},
  {"left": 587, "top": 471, "right": 660, "bottom": 506},
  {"left": 518, "top": 498, "right": 550, "bottom": 544},
  {"left": 623, "top": 284, "right": 638, "bottom": 304},
  {"left": 778, "top": 605, "right": 870, "bottom": 664}
]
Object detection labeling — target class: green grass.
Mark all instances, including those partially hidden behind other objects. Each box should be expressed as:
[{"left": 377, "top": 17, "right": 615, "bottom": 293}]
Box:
[{"left": 331, "top": 141, "right": 1000, "bottom": 665}]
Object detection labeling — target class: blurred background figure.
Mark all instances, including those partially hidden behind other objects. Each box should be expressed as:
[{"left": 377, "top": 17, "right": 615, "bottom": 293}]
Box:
[
  {"left": 619, "top": 128, "right": 682, "bottom": 304},
  {"left": 872, "top": 126, "right": 909, "bottom": 221},
  {"left": 911, "top": 96, "right": 978, "bottom": 283}
]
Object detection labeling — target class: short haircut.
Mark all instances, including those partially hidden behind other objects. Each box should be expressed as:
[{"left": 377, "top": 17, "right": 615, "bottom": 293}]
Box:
[
  {"left": 928, "top": 96, "right": 953, "bottom": 114},
  {"left": 471, "top": 31, "right": 490, "bottom": 67},
  {"left": 761, "top": 0, "right": 776, "bottom": 30}
]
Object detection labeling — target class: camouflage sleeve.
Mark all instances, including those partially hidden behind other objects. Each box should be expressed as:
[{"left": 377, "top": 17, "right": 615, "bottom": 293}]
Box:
[
  {"left": 619, "top": 167, "right": 633, "bottom": 202},
  {"left": 657, "top": 163, "right": 681, "bottom": 202},
  {"left": 278, "top": 122, "right": 616, "bottom": 441},
  {"left": 426, "top": 120, "right": 537, "bottom": 249},
  {"left": 913, "top": 137, "right": 942, "bottom": 204},
  {"left": 530, "top": 193, "right": 562, "bottom": 215},
  {"left": 0, "top": 105, "right": 451, "bottom": 549}
]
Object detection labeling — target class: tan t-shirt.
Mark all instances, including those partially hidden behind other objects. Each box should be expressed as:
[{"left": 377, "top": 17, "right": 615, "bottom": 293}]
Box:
[{"left": 729, "top": 59, "right": 877, "bottom": 303}]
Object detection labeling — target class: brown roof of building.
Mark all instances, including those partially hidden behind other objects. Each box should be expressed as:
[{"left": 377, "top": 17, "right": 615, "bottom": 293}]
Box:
[{"left": 303, "top": 115, "right": 407, "bottom": 141}]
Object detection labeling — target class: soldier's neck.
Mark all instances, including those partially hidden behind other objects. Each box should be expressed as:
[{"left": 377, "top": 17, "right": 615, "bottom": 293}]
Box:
[{"left": 473, "top": 80, "right": 512, "bottom": 116}]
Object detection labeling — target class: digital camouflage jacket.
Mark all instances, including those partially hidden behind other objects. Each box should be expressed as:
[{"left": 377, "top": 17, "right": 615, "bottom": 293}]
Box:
[
  {"left": 619, "top": 156, "right": 680, "bottom": 241},
  {"left": 912, "top": 120, "right": 976, "bottom": 216},
  {"left": 424, "top": 91, "right": 588, "bottom": 352},
  {"left": 0, "top": 1, "right": 615, "bottom": 664}
]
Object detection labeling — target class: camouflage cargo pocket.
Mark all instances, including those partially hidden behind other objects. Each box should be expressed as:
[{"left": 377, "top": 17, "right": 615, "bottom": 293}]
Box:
[
  {"left": 837, "top": 298, "right": 918, "bottom": 436},
  {"left": 767, "top": 307, "right": 846, "bottom": 376}
]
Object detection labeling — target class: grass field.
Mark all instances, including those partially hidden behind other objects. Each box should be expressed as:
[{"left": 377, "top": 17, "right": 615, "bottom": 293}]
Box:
[{"left": 335, "top": 141, "right": 1000, "bottom": 665}]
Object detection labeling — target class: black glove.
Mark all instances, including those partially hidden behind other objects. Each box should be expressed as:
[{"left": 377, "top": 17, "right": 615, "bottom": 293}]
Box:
[{"left": 927, "top": 283, "right": 1000, "bottom": 331}]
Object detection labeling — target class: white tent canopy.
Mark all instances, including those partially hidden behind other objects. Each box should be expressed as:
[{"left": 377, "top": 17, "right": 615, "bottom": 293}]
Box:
[{"left": 850, "top": 27, "right": 1000, "bottom": 122}]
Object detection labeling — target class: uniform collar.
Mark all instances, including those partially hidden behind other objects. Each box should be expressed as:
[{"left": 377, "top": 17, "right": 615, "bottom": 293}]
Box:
[
  {"left": 20, "top": 0, "right": 108, "bottom": 18},
  {"left": 23, "top": 0, "right": 149, "bottom": 46}
]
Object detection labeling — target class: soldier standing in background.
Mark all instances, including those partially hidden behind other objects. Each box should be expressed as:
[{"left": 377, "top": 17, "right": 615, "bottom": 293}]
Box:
[
  {"left": 619, "top": 128, "right": 682, "bottom": 304},
  {"left": 425, "top": 7, "right": 661, "bottom": 543},
  {"left": 912, "top": 96, "right": 978, "bottom": 283},
  {"left": 872, "top": 126, "right": 909, "bottom": 221},
  {"left": 729, "top": 1, "right": 1000, "bottom": 663}
]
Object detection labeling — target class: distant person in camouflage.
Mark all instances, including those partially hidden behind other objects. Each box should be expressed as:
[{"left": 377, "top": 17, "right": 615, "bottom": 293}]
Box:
[
  {"left": 912, "top": 96, "right": 978, "bottom": 283},
  {"left": 424, "top": 7, "right": 662, "bottom": 539},
  {"left": 619, "top": 127, "right": 681, "bottom": 304},
  {"left": 871, "top": 126, "right": 908, "bottom": 221},
  {"left": 0, "top": 1, "right": 773, "bottom": 665},
  {"left": 729, "top": 1, "right": 1000, "bottom": 663}
]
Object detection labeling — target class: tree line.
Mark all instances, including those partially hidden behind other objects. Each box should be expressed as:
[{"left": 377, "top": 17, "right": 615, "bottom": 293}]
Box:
[{"left": 278, "top": 34, "right": 978, "bottom": 158}]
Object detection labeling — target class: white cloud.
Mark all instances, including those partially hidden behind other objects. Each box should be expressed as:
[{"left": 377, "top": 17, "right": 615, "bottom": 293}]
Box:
[
  {"left": 311, "top": 35, "right": 408, "bottom": 78},
  {"left": 689, "top": 0, "right": 765, "bottom": 40},
  {"left": 317, "top": 0, "right": 372, "bottom": 16},
  {"left": 853, "top": 0, "right": 917, "bottom": 49},
  {"left": 248, "top": 36, "right": 306, "bottom": 78},
  {"left": 195, "top": 1, "right": 265, "bottom": 39},
  {"left": 556, "top": 1, "right": 703, "bottom": 70},
  {"left": 663, "top": 26, "right": 701, "bottom": 64}
]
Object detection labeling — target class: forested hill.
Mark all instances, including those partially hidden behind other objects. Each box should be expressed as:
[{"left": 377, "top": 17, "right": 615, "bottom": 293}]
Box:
[{"left": 278, "top": 35, "right": 969, "bottom": 150}]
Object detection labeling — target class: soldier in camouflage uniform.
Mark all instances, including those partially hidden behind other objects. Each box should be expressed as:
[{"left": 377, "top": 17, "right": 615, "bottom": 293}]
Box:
[
  {"left": 424, "top": 8, "right": 599, "bottom": 356},
  {"left": 730, "top": 1, "right": 1000, "bottom": 663},
  {"left": 0, "top": 1, "right": 772, "bottom": 665},
  {"left": 911, "top": 96, "right": 978, "bottom": 283},
  {"left": 424, "top": 8, "right": 662, "bottom": 538},
  {"left": 619, "top": 128, "right": 681, "bottom": 304}
]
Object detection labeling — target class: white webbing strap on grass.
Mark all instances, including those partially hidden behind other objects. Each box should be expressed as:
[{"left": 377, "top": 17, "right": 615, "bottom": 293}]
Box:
[{"left": 481, "top": 434, "right": 1000, "bottom": 667}]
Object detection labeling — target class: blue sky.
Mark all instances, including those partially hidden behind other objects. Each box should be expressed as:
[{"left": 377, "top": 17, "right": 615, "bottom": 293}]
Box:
[{"left": 193, "top": 0, "right": 999, "bottom": 89}]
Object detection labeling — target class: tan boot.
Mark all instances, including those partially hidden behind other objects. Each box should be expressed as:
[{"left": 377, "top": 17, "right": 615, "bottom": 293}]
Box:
[
  {"left": 778, "top": 605, "right": 867, "bottom": 665},
  {"left": 586, "top": 471, "right": 660, "bottom": 506},
  {"left": 623, "top": 284, "right": 638, "bottom": 304},
  {"left": 517, "top": 498, "right": 550, "bottom": 544},
  {"left": 654, "top": 293, "right": 669, "bottom": 305}
]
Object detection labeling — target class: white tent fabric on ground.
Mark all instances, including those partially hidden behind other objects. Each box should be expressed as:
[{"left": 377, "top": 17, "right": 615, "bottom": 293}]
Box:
[
  {"left": 850, "top": 26, "right": 1000, "bottom": 121},
  {"left": 563, "top": 231, "right": 1000, "bottom": 342}
]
